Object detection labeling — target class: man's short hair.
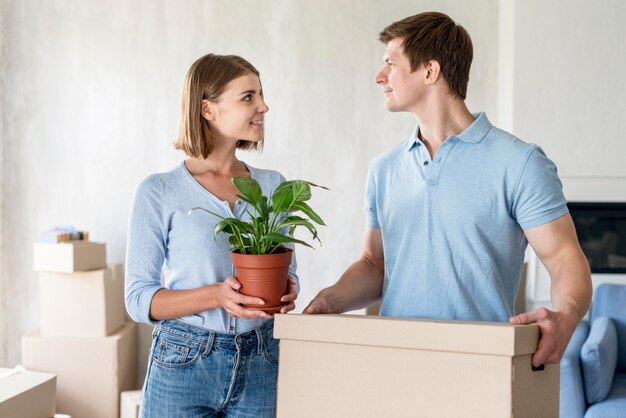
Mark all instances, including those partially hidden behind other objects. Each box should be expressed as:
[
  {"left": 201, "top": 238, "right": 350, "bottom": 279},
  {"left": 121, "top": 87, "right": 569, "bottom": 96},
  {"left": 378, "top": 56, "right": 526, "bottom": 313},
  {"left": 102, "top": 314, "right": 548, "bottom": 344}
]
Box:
[
  {"left": 175, "top": 54, "right": 263, "bottom": 159},
  {"left": 379, "top": 12, "right": 473, "bottom": 99}
]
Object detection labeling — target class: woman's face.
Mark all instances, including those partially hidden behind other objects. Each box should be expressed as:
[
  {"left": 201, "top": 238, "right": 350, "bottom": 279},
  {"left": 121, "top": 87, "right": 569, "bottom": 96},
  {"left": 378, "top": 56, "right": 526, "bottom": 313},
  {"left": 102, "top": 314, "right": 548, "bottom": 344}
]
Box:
[{"left": 202, "top": 72, "right": 269, "bottom": 143}]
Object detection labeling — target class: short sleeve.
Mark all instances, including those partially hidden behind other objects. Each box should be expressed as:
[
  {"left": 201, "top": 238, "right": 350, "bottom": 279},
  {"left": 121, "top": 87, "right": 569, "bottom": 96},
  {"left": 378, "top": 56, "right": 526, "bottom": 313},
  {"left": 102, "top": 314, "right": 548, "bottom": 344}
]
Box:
[
  {"left": 512, "top": 147, "right": 568, "bottom": 229},
  {"left": 364, "top": 163, "right": 380, "bottom": 229}
]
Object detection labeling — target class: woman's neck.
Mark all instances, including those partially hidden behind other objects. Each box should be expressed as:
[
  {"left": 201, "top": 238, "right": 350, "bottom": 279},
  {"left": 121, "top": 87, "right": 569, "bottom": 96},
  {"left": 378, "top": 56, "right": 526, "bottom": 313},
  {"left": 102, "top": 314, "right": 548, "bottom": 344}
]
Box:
[{"left": 185, "top": 143, "right": 248, "bottom": 178}]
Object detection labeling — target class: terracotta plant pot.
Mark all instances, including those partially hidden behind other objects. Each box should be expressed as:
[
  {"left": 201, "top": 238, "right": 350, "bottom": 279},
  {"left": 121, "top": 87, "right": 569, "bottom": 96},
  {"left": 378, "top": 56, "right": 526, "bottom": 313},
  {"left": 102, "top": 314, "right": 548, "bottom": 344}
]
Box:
[{"left": 231, "top": 247, "right": 293, "bottom": 314}]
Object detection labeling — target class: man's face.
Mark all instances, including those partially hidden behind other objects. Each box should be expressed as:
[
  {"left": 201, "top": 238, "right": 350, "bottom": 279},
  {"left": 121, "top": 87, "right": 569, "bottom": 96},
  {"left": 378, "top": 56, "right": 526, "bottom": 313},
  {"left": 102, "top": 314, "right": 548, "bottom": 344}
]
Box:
[{"left": 375, "top": 38, "right": 426, "bottom": 113}]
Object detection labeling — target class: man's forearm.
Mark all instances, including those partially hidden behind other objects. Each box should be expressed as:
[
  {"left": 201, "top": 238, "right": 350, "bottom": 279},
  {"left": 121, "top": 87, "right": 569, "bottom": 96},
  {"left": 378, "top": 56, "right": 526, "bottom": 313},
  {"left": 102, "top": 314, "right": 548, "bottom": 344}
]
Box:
[
  {"left": 321, "top": 257, "right": 384, "bottom": 313},
  {"left": 550, "top": 250, "right": 592, "bottom": 322}
]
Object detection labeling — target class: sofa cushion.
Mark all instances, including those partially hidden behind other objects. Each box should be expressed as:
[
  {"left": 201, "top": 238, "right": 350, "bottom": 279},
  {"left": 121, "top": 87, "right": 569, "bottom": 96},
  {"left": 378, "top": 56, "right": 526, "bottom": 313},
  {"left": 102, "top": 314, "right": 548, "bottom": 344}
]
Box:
[
  {"left": 581, "top": 317, "right": 618, "bottom": 404},
  {"left": 590, "top": 283, "right": 626, "bottom": 373},
  {"left": 585, "top": 373, "right": 626, "bottom": 418},
  {"left": 561, "top": 321, "right": 590, "bottom": 418}
]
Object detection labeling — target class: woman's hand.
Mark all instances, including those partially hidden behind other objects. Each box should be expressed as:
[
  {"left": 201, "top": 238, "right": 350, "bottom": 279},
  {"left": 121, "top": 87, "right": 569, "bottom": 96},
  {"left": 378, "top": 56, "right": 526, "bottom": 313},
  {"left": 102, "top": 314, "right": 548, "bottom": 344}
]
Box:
[
  {"left": 279, "top": 276, "right": 298, "bottom": 314},
  {"left": 217, "top": 276, "right": 272, "bottom": 319}
]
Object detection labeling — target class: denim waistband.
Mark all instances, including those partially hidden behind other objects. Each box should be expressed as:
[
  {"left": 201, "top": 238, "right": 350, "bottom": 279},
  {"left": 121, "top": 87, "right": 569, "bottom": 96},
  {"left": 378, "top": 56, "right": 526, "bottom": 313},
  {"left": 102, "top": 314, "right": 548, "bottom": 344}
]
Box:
[{"left": 157, "top": 319, "right": 274, "bottom": 351}]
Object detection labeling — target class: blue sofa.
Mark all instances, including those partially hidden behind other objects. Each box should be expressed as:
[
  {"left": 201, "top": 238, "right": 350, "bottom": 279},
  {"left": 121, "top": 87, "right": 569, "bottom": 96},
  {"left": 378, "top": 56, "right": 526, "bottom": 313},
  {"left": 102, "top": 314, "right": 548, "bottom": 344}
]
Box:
[{"left": 560, "top": 283, "right": 626, "bottom": 417}]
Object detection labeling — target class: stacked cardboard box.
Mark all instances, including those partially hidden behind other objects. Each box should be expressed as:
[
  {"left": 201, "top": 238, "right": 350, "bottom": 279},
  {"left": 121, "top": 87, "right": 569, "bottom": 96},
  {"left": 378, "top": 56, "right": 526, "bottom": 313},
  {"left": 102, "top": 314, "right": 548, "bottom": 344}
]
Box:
[
  {"left": 23, "top": 241, "right": 137, "bottom": 418},
  {"left": 120, "top": 390, "right": 142, "bottom": 418},
  {"left": 0, "top": 367, "right": 56, "bottom": 418}
]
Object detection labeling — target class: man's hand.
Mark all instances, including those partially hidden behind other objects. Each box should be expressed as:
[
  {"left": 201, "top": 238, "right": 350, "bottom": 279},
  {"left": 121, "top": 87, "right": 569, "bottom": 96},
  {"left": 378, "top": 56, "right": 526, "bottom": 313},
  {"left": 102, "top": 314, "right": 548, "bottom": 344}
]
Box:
[
  {"left": 303, "top": 228, "right": 385, "bottom": 315},
  {"left": 279, "top": 276, "right": 298, "bottom": 314},
  {"left": 303, "top": 289, "right": 334, "bottom": 314},
  {"left": 218, "top": 276, "right": 272, "bottom": 319},
  {"left": 509, "top": 307, "right": 579, "bottom": 367}
]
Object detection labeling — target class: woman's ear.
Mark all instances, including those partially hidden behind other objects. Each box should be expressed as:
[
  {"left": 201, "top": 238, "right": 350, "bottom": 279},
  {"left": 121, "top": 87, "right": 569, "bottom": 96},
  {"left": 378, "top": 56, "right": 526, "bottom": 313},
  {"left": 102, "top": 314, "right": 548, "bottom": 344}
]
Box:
[
  {"left": 200, "top": 99, "right": 216, "bottom": 121},
  {"left": 424, "top": 60, "right": 441, "bottom": 85}
]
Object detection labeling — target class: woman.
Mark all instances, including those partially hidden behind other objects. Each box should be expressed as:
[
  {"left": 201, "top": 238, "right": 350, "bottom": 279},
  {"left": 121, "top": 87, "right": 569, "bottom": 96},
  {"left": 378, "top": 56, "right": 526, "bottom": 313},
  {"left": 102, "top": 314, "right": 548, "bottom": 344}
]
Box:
[{"left": 125, "top": 53, "right": 298, "bottom": 417}]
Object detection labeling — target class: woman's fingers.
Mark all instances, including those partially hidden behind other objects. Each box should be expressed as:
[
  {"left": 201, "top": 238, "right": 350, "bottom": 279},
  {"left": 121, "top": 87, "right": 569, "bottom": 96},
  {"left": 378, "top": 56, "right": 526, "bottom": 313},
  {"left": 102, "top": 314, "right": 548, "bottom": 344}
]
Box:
[
  {"left": 281, "top": 275, "right": 298, "bottom": 303},
  {"left": 224, "top": 276, "right": 242, "bottom": 290},
  {"left": 280, "top": 302, "right": 296, "bottom": 314},
  {"left": 222, "top": 275, "right": 297, "bottom": 318},
  {"left": 236, "top": 293, "right": 266, "bottom": 307},
  {"left": 225, "top": 301, "right": 271, "bottom": 319}
]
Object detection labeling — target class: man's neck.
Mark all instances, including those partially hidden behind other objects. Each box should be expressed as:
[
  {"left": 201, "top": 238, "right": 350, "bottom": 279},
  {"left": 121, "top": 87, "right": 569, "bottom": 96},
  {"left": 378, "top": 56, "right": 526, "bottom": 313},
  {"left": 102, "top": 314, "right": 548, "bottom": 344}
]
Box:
[{"left": 411, "top": 96, "right": 475, "bottom": 158}]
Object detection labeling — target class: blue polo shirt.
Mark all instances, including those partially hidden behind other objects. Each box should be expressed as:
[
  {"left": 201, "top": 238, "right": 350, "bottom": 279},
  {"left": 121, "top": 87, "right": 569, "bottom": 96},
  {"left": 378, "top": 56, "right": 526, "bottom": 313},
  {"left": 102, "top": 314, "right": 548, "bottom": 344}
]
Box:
[{"left": 365, "top": 112, "right": 568, "bottom": 322}]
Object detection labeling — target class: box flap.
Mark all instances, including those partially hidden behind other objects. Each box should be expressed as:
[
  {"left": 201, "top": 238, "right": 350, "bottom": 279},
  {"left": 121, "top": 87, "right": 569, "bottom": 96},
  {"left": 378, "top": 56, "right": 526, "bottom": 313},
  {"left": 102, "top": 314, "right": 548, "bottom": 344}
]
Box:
[
  {"left": 0, "top": 367, "right": 56, "bottom": 402},
  {"left": 274, "top": 314, "right": 539, "bottom": 356}
]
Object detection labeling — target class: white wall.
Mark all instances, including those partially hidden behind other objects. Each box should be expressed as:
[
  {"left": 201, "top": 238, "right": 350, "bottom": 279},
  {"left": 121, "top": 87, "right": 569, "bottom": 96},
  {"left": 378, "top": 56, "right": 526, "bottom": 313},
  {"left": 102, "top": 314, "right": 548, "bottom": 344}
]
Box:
[
  {"left": 510, "top": 0, "right": 626, "bottom": 310},
  {"left": 4, "top": 0, "right": 626, "bottom": 371},
  {"left": 0, "top": 0, "right": 6, "bottom": 367},
  {"left": 0, "top": 0, "right": 500, "bottom": 368}
]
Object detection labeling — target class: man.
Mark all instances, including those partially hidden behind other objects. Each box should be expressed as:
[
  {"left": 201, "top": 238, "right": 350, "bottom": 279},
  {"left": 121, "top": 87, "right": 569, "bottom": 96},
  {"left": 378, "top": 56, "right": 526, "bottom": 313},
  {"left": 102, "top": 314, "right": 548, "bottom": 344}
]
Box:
[{"left": 304, "top": 11, "right": 592, "bottom": 367}]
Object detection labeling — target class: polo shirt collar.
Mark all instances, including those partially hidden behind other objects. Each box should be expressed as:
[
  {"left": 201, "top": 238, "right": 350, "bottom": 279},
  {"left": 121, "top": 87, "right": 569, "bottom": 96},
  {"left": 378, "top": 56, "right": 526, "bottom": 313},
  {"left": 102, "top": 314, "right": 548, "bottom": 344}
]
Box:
[
  {"left": 456, "top": 112, "right": 492, "bottom": 143},
  {"left": 406, "top": 125, "right": 421, "bottom": 151},
  {"left": 406, "top": 112, "right": 492, "bottom": 151}
]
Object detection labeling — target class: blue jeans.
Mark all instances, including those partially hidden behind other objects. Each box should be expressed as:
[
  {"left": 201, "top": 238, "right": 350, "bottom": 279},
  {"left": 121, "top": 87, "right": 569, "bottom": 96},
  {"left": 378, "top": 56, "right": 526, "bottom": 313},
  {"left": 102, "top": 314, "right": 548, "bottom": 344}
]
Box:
[{"left": 140, "top": 319, "right": 279, "bottom": 418}]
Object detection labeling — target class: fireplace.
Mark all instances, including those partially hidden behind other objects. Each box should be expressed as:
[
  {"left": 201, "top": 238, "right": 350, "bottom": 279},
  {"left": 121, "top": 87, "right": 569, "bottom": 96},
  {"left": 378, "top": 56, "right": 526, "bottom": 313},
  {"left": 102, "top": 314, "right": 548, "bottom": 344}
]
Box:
[{"left": 568, "top": 202, "right": 626, "bottom": 274}]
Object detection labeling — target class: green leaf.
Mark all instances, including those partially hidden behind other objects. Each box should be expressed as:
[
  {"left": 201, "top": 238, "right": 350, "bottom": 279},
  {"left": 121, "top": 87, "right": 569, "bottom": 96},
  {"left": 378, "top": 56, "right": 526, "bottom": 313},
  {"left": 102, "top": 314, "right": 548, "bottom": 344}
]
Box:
[
  {"left": 229, "top": 235, "right": 252, "bottom": 249},
  {"left": 232, "top": 177, "right": 262, "bottom": 206},
  {"left": 272, "top": 180, "right": 329, "bottom": 213},
  {"left": 272, "top": 180, "right": 313, "bottom": 213},
  {"left": 290, "top": 201, "right": 326, "bottom": 225},
  {"left": 271, "top": 186, "right": 293, "bottom": 214},
  {"left": 289, "top": 181, "right": 312, "bottom": 202},
  {"left": 235, "top": 194, "right": 257, "bottom": 207},
  {"left": 214, "top": 218, "right": 253, "bottom": 236},
  {"left": 272, "top": 181, "right": 294, "bottom": 195},
  {"left": 258, "top": 196, "right": 270, "bottom": 218},
  {"left": 264, "top": 232, "right": 314, "bottom": 249},
  {"left": 214, "top": 220, "right": 235, "bottom": 235},
  {"left": 277, "top": 215, "right": 319, "bottom": 241},
  {"left": 302, "top": 181, "right": 330, "bottom": 191}
]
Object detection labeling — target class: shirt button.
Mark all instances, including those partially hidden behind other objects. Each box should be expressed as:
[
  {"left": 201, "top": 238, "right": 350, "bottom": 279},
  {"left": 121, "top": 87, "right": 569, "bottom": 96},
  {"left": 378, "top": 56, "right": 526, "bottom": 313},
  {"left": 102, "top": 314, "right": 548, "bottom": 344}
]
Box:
[{"left": 423, "top": 161, "right": 429, "bottom": 166}]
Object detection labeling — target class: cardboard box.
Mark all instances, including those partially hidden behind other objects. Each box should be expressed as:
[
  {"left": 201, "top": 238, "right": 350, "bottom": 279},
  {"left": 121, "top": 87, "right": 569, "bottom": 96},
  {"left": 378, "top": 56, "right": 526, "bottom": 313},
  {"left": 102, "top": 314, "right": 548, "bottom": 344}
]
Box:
[
  {"left": 274, "top": 314, "right": 559, "bottom": 418},
  {"left": 22, "top": 322, "right": 137, "bottom": 418},
  {"left": 39, "top": 264, "right": 125, "bottom": 337},
  {"left": 0, "top": 367, "right": 56, "bottom": 418},
  {"left": 135, "top": 323, "right": 154, "bottom": 388},
  {"left": 121, "top": 390, "right": 141, "bottom": 418},
  {"left": 33, "top": 241, "right": 106, "bottom": 272}
]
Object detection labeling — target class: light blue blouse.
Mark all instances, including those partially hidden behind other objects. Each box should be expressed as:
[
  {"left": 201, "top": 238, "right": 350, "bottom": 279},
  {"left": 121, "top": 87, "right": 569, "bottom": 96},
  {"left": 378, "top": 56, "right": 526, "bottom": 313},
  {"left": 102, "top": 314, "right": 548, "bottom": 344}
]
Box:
[{"left": 125, "top": 161, "right": 298, "bottom": 334}]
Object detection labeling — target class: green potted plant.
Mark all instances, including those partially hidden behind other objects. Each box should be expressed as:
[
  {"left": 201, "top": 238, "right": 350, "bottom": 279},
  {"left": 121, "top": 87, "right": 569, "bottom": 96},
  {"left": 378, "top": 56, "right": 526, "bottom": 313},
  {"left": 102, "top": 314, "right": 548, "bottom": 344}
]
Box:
[{"left": 189, "top": 176, "right": 327, "bottom": 313}]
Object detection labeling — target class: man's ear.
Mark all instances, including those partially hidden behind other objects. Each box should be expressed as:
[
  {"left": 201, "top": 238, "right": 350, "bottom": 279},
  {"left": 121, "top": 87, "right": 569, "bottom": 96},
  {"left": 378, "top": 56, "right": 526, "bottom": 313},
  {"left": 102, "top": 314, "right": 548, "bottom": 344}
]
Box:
[
  {"left": 201, "top": 99, "right": 216, "bottom": 121},
  {"left": 424, "top": 60, "right": 441, "bottom": 85}
]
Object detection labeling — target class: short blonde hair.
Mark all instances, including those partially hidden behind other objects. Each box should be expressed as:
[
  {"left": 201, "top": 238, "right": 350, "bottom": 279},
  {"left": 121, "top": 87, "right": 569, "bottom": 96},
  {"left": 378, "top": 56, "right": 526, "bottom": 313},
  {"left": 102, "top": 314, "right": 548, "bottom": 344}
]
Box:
[{"left": 175, "top": 54, "right": 263, "bottom": 158}]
